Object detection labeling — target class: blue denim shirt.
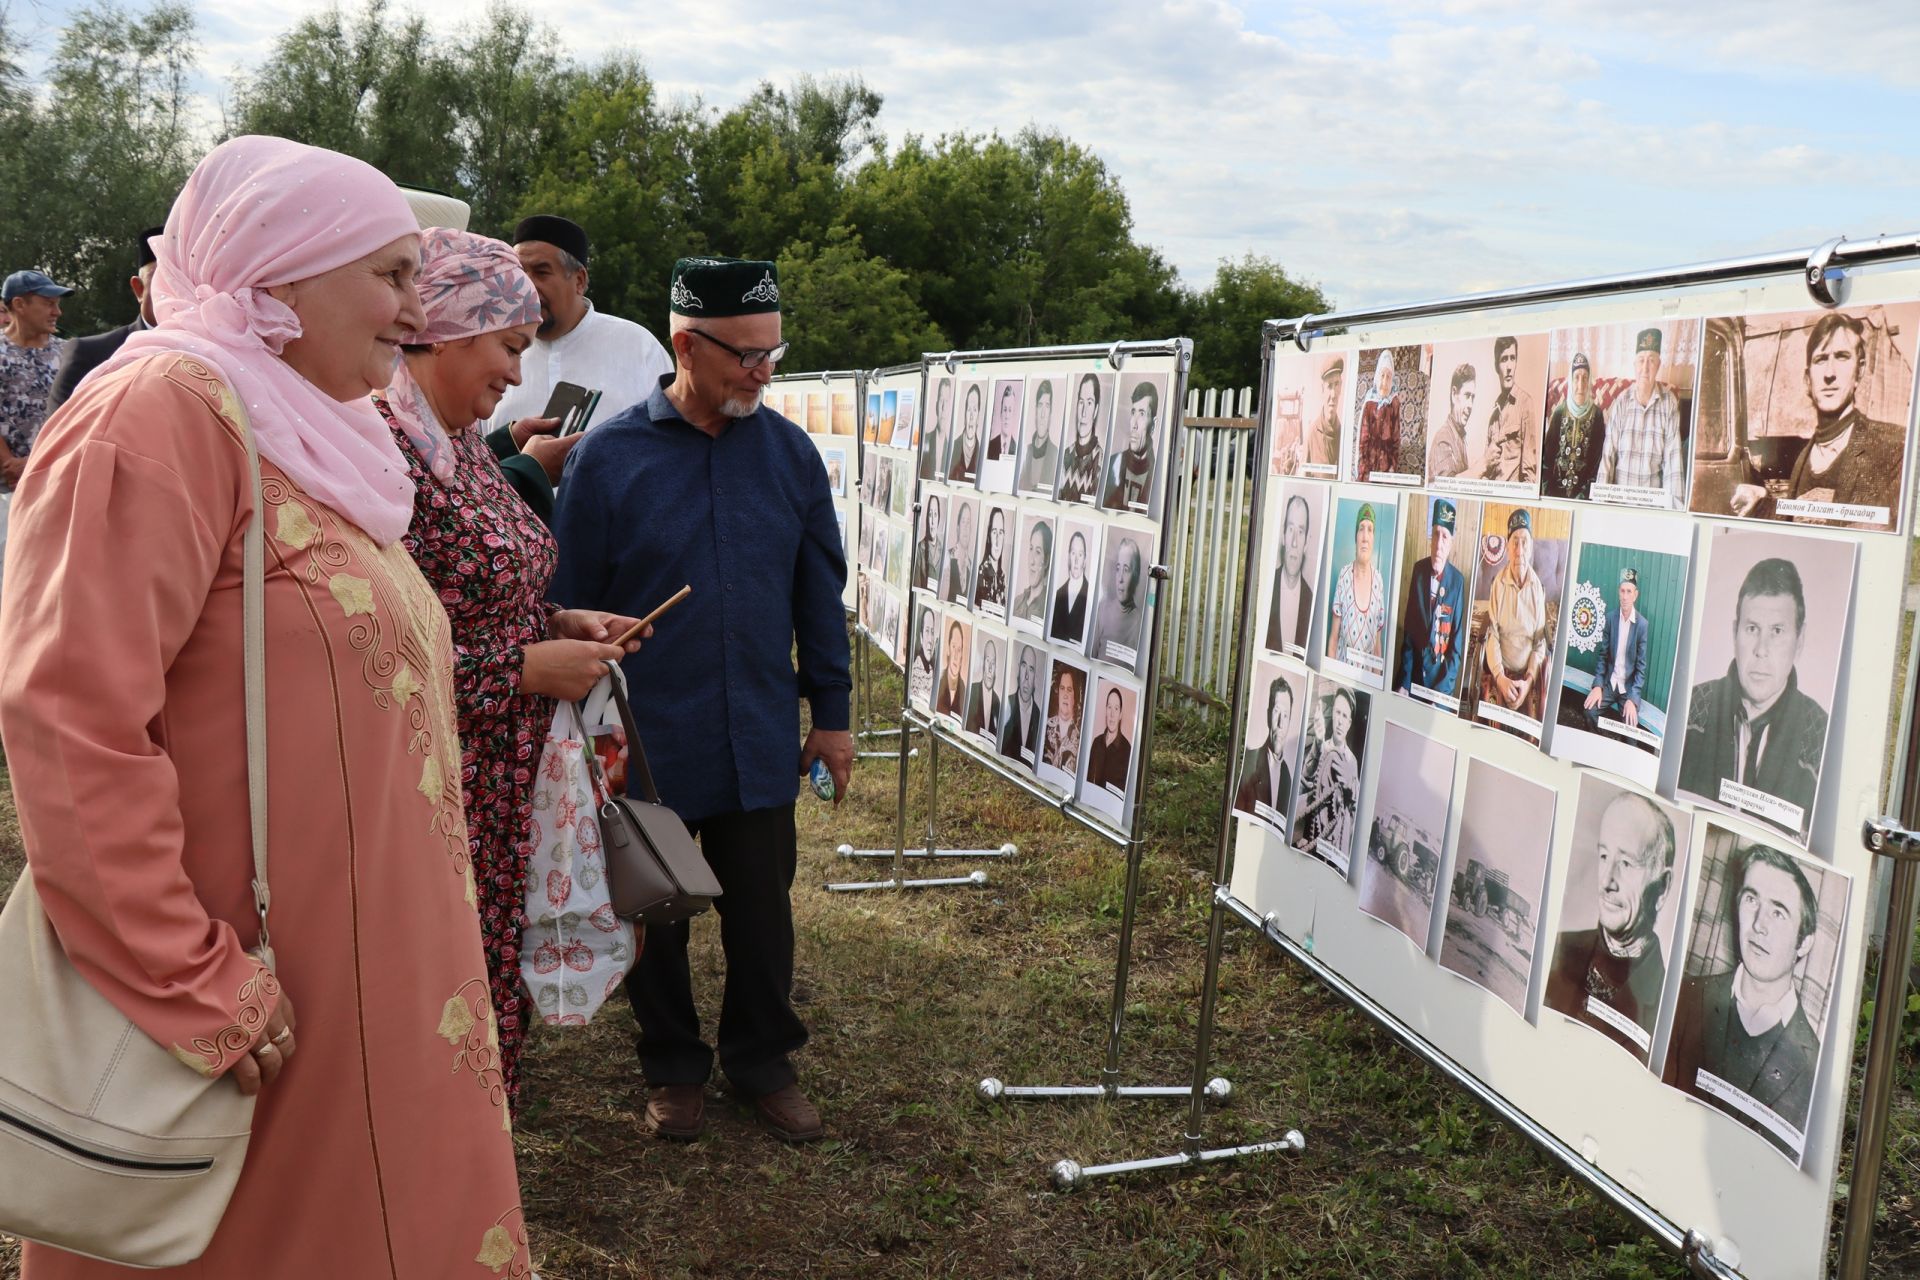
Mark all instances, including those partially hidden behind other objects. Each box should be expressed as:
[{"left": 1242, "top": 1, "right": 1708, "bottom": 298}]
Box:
[{"left": 550, "top": 379, "right": 850, "bottom": 822}]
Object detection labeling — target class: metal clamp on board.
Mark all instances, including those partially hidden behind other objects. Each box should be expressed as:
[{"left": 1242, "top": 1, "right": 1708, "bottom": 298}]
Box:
[
  {"left": 1804, "top": 236, "right": 1847, "bottom": 309},
  {"left": 1106, "top": 341, "right": 1128, "bottom": 370},
  {"left": 943, "top": 351, "right": 960, "bottom": 374},
  {"left": 1863, "top": 815, "right": 1920, "bottom": 863}
]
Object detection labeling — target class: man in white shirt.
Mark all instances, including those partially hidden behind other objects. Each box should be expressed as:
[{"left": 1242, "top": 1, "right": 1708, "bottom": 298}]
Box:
[{"left": 485, "top": 215, "right": 674, "bottom": 500}]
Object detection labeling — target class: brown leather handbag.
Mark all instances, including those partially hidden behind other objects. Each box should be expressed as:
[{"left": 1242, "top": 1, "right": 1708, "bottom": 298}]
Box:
[{"left": 581, "top": 661, "right": 722, "bottom": 924}]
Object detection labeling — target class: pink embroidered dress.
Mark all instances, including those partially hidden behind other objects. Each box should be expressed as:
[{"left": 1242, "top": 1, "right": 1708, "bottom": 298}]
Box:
[{"left": 0, "top": 354, "right": 531, "bottom": 1278}]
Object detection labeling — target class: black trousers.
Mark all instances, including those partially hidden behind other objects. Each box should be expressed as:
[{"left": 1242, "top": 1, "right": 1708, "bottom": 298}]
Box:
[{"left": 624, "top": 804, "right": 807, "bottom": 1096}]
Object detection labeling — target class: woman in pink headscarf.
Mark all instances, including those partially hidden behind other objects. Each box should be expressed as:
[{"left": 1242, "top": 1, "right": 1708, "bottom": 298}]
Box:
[
  {"left": 373, "top": 227, "right": 645, "bottom": 1107},
  {"left": 0, "top": 137, "right": 535, "bottom": 1275}
]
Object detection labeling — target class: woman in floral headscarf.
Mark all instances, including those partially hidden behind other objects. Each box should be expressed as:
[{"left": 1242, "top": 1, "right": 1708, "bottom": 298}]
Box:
[{"left": 374, "top": 226, "right": 646, "bottom": 1106}]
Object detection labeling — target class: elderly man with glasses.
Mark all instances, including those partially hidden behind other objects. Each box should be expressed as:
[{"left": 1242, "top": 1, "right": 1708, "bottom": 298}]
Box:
[{"left": 551, "top": 256, "right": 849, "bottom": 1147}]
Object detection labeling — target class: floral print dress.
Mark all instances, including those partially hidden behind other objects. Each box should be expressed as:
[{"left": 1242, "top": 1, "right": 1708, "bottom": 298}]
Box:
[{"left": 379, "top": 398, "right": 557, "bottom": 1108}]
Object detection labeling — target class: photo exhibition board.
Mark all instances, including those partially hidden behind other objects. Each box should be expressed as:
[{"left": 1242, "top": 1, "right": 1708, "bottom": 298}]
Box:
[
  {"left": 1227, "top": 262, "right": 1920, "bottom": 1280},
  {"left": 772, "top": 371, "right": 864, "bottom": 619},
  {"left": 910, "top": 346, "right": 1186, "bottom": 844}
]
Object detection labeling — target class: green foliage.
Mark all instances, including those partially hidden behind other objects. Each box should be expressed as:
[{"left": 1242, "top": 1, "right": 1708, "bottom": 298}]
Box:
[
  {"left": 1187, "top": 252, "right": 1332, "bottom": 394},
  {"left": 17, "top": 2, "right": 1326, "bottom": 384},
  {"left": 1, "top": 2, "right": 199, "bottom": 335}
]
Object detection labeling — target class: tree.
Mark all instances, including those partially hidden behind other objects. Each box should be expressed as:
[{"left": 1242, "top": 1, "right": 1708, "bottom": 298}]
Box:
[
  {"left": 3, "top": 3, "right": 200, "bottom": 335},
  {"left": 776, "top": 227, "right": 945, "bottom": 371},
  {"left": 1185, "top": 254, "right": 1332, "bottom": 394}
]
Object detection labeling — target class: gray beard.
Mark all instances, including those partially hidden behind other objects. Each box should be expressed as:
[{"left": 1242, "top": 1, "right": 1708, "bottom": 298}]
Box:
[{"left": 721, "top": 390, "right": 763, "bottom": 417}]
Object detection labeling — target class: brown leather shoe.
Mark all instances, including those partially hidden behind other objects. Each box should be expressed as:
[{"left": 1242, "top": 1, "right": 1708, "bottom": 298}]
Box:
[
  {"left": 751, "top": 1083, "right": 824, "bottom": 1142},
  {"left": 644, "top": 1084, "right": 706, "bottom": 1141}
]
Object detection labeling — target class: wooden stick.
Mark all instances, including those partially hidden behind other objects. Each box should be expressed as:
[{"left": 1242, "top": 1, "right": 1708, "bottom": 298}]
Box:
[{"left": 613, "top": 585, "right": 691, "bottom": 647}]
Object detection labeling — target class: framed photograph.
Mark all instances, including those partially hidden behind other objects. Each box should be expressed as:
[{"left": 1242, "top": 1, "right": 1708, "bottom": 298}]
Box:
[
  {"left": 906, "top": 595, "right": 940, "bottom": 712},
  {"left": 971, "top": 503, "right": 1014, "bottom": 622},
  {"left": 1539, "top": 321, "right": 1702, "bottom": 509},
  {"left": 1457, "top": 501, "right": 1574, "bottom": 747},
  {"left": 819, "top": 445, "right": 848, "bottom": 498},
  {"left": 1260, "top": 480, "right": 1328, "bottom": 659},
  {"left": 998, "top": 640, "right": 1047, "bottom": 770},
  {"left": 979, "top": 376, "right": 1023, "bottom": 494},
  {"left": 891, "top": 387, "right": 916, "bottom": 451},
  {"left": 1269, "top": 350, "right": 1349, "bottom": 478},
  {"left": 946, "top": 378, "right": 987, "bottom": 485},
  {"left": 964, "top": 623, "right": 1010, "bottom": 748},
  {"left": 1356, "top": 721, "right": 1457, "bottom": 946},
  {"left": 920, "top": 376, "right": 954, "bottom": 479},
  {"left": 1233, "top": 658, "right": 1309, "bottom": 839},
  {"left": 1688, "top": 302, "right": 1919, "bottom": 533},
  {"left": 932, "top": 612, "right": 973, "bottom": 726},
  {"left": 1035, "top": 654, "right": 1091, "bottom": 795},
  {"left": 1088, "top": 521, "right": 1154, "bottom": 675},
  {"left": 1078, "top": 674, "right": 1143, "bottom": 829},
  {"left": 1550, "top": 508, "right": 1694, "bottom": 790},
  {"left": 941, "top": 494, "right": 980, "bottom": 608},
  {"left": 1660, "top": 824, "right": 1851, "bottom": 1166},
  {"left": 1047, "top": 516, "right": 1099, "bottom": 655},
  {"left": 1423, "top": 333, "right": 1548, "bottom": 497},
  {"left": 1389, "top": 493, "right": 1480, "bottom": 713},
  {"left": 1055, "top": 371, "right": 1114, "bottom": 506},
  {"left": 1102, "top": 371, "right": 1170, "bottom": 521},
  {"left": 1350, "top": 345, "right": 1427, "bottom": 486},
  {"left": 1320, "top": 492, "right": 1400, "bottom": 689},
  {"left": 1438, "top": 758, "right": 1557, "bottom": 1016},
  {"left": 1543, "top": 777, "right": 1694, "bottom": 1064},
  {"left": 1290, "top": 677, "right": 1371, "bottom": 875},
  {"left": 1676, "top": 526, "right": 1856, "bottom": 847},
  {"left": 1019, "top": 375, "right": 1065, "bottom": 497},
  {"left": 1009, "top": 510, "right": 1056, "bottom": 637},
  {"left": 913, "top": 491, "right": 946, "bottom": 594}
]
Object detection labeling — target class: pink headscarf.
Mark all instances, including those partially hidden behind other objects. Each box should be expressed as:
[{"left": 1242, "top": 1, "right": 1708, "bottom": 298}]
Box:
[
  {"left": 381, "top": 227, "right": 542, "bottom": 482},
  {"left": 89, "top": 135, "right": 422, "bottom": 545}
]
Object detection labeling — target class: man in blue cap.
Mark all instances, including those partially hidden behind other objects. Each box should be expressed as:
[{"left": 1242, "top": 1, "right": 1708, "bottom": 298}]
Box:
[
  {"left": 551, "top": 256, "right": 850, "bottom": 1145},
  {"left": 48, "top": 227, "right": 162, "bottom": 413},
  {"left": 1395, "top": 497, "right": 1468, "bottom": 700},
  {"left": 1482, "top": 506, "right": 1550, "bottom": 721},
  {"left": 1, "top": 269, "right": 75, "bottom": 488}
]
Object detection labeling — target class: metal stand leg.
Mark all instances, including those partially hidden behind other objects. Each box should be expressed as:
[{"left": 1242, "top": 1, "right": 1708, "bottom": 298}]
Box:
[
  {"left": 825, "top": 714, "right": 1007, "bottom": 893},
  {"left": 976, "top": 837, "right": 1227, "bottom": 1109}
]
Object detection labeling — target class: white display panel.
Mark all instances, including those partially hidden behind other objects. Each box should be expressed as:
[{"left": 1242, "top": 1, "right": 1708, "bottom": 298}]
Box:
[
  {"left": 1228, "top": 262, "right": 1919, "bottom": 1280},
  {"left": 770, "top": 373, "right": 862, "bottom": 615}
]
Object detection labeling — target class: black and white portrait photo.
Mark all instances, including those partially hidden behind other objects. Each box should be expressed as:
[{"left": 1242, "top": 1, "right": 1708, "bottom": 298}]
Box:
[
  {"left": 998, "top": 641, "right": 1047, "bottom": 769},
  {"left": 1089, "top": 522, "right": 1151, "bottom": 674},
  {"left": 914, "top": 491, "right": 946, "bottom": 593},
  {"left": 921, "top": 375, "right": 954, "bottom": 481},
  {"left": 1048, "top": 518, "right": 1098, "bottom": 652},
  {"left": 1677, "top": 527, "right": 1856, "bottom": 847},
  {"left": 965, "top": 624, "right": 1009, "bottom": 747},
  {"left": 1054, "top": 371, "right": 1113, "bottom": 506},
  {"left": 1078, "top": 675, "right": 1143, "bottom": 829},
  {"left": 1262, "top": 480, "right": 1325, "bottom": 658},
  {"left": 1019, "top": 375, "right": 1062, "bottom": 497},
  {"left": 1102, "top": 372, "right": 1169, "bottom": 520},
  {"left": 934, "top": 614, "right": 972, "bottom": 725},
  {"left": 946, "top": 378, "right": 986, "bottom": 484},
  {"left": 979, "top": 376, "right": 1023, "bottom": 493},
  {"left": 1009, "top": 511, "right": 1055, "bottom": 636},
  {"left": 1234, "top": 659, "right": 1309, "bottom": 838},
  {"left": 971, "top": 504, "right": 1012, "bottom": 622},
  {"left": 1543, "top": 778, "right": 1693, "bottom": 1063},
  {"left": 1661, "top": 826, "right": 1850, "bottom": 1166},
  {"left": 907, "top": 600, "right": 940, "bottom": 712},
  {"left": 942, "top": 494, "right": 980, "bottom": 607},
  {"left": 1290, "top": 679, "right": 1371, "bottom": 875}
]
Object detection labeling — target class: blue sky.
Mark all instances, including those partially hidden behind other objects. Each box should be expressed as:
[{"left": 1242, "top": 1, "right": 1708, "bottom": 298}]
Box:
[{"left": 17, "top": 0, "right": 1920, "bottom": 309}]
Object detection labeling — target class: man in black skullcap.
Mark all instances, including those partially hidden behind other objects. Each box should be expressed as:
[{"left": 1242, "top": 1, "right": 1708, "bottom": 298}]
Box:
[
  {"left": 484, "top": 214, "right": 673, "bottom": 512},
  {"left": 45, "top": 226, "right": 162, "bottom": 413},
  {"left": 552, "top": 256, "right": 850, "bottom": 1145}
]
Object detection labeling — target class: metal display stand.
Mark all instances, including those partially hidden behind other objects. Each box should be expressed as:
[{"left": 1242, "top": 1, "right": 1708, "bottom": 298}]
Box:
[
  {"left": 1049, "top": 233, "right": 1920, "bottom": 1280},
  {"left": 871, "top": 338, "right": 1234, "bottom": 1110},
  {"left": 828, "top": 360, "right": 1015, "bottom": 894}
]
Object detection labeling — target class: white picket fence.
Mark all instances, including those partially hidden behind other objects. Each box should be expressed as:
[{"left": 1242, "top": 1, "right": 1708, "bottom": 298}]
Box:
[{"left": 1162, "top": 386, "right": 1258, "bottom": 711}]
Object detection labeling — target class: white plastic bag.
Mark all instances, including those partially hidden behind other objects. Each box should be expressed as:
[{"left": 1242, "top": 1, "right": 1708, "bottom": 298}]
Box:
[{"left": 520, "top": 689, "right": 638, "bottom": 1025}]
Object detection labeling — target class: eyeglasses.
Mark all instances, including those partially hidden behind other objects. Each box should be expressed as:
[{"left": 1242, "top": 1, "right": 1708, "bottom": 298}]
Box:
[{"left": 689, "top": 328, "right": 789, "bottom": 370}]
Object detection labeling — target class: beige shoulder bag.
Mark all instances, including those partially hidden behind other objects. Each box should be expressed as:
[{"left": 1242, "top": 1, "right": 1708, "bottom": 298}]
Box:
[{"left": 0, "top": 399, "right": 271, "bottom": 1267}]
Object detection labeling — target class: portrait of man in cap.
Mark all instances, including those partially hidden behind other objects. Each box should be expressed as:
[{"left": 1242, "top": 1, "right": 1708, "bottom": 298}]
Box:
[
  {"left": 1426, "top": 363, "right": 1476, "bottom": 480},
  {"left": 1598, "top": 327, "right": 1687, "bottom": 507},
  {"left": 0, "top": 267, "right": 75, "bottom": 483},
  {"left": 1306, "top": 354, "right": 1344, "bottom": 472},
  {"left": 1395, "top": 496, "right": 1471, "bottom": 701},
  {"left": 1543, "top": 351, "right": 1607, "bottom": 501},
  {"left": 551, "top": 253, "right": 846, "bottom": 1145},
  {"left": 1478, "top": 506, "right": 1551, "bottom": 724}
]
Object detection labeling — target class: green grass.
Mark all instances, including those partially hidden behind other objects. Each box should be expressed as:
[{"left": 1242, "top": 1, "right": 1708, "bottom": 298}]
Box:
[{"left": 0, "top": 661, "right": 1914, "bottom": 1278}]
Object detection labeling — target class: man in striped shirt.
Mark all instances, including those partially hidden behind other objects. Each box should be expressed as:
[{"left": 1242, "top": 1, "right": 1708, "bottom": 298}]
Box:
[{"left": 1598, "top": 327, "right": 1685, "bottom": 507}]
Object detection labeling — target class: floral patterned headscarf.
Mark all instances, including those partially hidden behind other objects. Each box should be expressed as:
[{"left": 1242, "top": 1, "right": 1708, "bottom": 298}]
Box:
[{"left": 383, "top": 226, "right": 542, "bottom": 481}]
